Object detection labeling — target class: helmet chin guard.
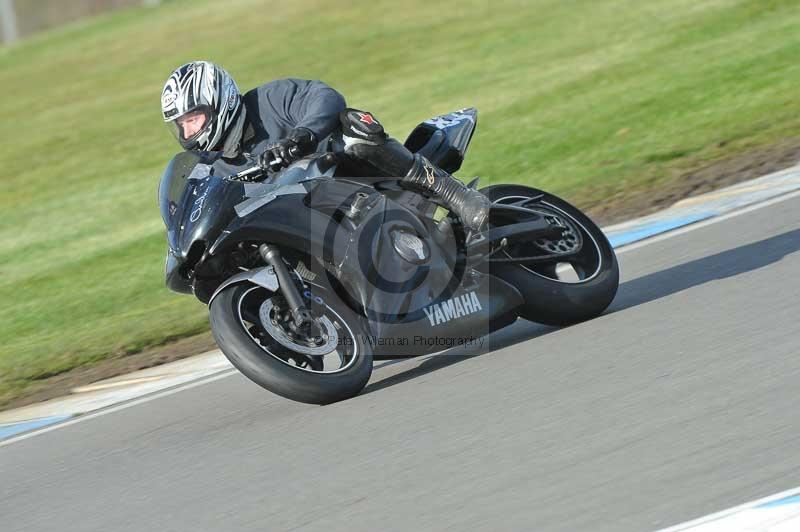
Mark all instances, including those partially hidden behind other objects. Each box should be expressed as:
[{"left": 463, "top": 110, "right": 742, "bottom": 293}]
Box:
[{"left": 161, "top": 61, "right": 241, "bottom": 151}]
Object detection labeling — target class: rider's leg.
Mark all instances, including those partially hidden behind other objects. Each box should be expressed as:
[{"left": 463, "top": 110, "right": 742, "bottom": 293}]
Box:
[{"left": 338, "top": 108, "right": 490, "bottom": 231}]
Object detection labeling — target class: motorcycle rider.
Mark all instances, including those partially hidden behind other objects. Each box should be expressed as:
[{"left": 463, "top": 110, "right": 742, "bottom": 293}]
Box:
[{"left": 160, "top": 60, "right": 490, "bottom": 230}]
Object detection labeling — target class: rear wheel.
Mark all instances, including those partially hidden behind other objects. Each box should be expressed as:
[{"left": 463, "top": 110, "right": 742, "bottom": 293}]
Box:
[
  {"left": 209, "top": 283, "right": 373, "bottom": 404},
  {"left": 482, "top": 184, "right": 619, "bottom": 326}
]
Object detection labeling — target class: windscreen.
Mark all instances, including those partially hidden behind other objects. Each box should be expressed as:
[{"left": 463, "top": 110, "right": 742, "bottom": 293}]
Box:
[{"left": 158, "top": 151, "right": 204, "bottom": 227}]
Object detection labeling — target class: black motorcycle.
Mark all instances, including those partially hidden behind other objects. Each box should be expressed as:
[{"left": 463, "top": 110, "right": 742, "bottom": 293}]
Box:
[{"left": 158, "top": 108, "right": 618, "bottom": 404}]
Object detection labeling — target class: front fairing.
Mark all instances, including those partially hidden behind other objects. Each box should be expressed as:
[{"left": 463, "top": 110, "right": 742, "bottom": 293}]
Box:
[{"left": 158, "top": 151, "right": 247, "bottom": 293}]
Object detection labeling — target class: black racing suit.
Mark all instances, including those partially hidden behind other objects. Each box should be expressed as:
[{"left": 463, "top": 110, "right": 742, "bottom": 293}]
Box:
[
  {"left": 235, "top": 78, "right": 345, "bottom": 155},
  {"left": 233, "top": 78, "right": 489, "bottom": 230}
]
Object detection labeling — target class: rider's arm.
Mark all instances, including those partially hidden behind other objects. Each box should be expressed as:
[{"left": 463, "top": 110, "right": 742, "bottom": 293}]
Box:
[
  {"left": 291, "top": 79, "right": 347, "bottom": 141},
  {"left": 259, "top": 78, "right": 346, "bottom": 143}
]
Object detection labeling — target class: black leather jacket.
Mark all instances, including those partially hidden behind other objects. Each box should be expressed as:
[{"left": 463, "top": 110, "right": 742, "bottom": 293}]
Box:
[{"left": 239, "top": 78, "right": 347, "bottom": 156}]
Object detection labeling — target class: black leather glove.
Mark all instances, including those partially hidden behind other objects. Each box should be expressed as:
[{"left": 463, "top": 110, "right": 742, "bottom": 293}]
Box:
[{"left": 258, "top": 128, "right": 316, "bottom": 170}]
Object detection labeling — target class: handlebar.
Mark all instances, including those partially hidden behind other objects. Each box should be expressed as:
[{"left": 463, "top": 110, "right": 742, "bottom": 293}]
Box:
[
  {"left": 226, "top": 145, "right": 303, "bottom": 181},
  {"left": 228, "top": 165, "right": 264, "bottom": 181}
]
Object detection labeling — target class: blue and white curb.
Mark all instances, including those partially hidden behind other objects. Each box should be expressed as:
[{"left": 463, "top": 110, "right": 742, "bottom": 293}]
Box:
[
  {"left": 1, "top": 164, "right": 800, "bottom": 442},
  {"left": 607, "top": 212, "right": 716, "bottom": 247},
  {"left": 603, "top": 163, "right": 800, "bottom": 246},
  {"left": 659, "top": 486, "right": 800, "bottom": 531},
  {"left": 0, "top": 350, "right": 234, "bottom": 441},
  {"left": 0, "top": 415, "right": 74, "bottom": 440}
]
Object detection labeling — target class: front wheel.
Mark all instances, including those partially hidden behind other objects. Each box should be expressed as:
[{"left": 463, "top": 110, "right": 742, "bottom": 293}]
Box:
[
  {"left": 482, "top": 184, "right": 619, "bottom": 326},
  {"left": 209, "top": 283, "right": 373, "bottom": 404}
]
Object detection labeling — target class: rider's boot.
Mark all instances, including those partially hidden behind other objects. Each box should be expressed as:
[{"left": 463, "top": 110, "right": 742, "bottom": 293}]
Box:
[
  {"left": 339, "top": 108, "right": 490, "bottom": 231},
  {"left": 401, "top": 152, "right": 490, "bottom": 231}
]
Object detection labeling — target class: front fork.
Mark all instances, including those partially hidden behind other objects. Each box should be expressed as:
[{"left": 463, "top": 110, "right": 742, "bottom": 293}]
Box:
[{"left": 258, "top": 244, "right": 313, "bottom": 329}]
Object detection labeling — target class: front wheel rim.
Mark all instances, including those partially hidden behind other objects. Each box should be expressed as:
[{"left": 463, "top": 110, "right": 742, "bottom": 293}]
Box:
[{"left": 236, "top": 286, "right": 360, "bottom": 374}]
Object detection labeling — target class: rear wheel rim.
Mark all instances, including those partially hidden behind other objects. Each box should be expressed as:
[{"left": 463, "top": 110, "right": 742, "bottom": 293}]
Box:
[{"left": 494, "top": 195, "right": 604, "bottom": 285}]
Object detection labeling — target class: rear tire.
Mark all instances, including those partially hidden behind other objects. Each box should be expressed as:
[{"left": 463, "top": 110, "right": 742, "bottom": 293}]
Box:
[
  {"left": 482, "top": 184, "right": 619, "bottom": 326},
  {"left": 209, "top": 284, "right": 373, "bottom": 404}
]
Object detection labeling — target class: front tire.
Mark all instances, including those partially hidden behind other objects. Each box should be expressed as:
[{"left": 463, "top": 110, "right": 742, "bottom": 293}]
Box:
[
  {"left": 209, "top": 284, "right": 373, "bottom": 404},
  {"left": 482, "top": 184, "right": 619, "bottom": 326}
]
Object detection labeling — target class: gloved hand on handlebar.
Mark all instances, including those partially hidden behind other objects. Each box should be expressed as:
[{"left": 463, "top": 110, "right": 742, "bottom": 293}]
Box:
[{"left": 258, "top": 128, "right": 316, "bottom": 170}]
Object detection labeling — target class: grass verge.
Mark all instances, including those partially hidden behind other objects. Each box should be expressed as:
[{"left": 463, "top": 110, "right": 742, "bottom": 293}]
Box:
[{"left": 2, "top": 0, "right": 799, "bottom": 405}]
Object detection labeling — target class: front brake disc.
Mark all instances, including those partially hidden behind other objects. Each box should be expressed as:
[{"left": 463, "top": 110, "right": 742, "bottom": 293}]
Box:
[{"left": 258, "top": 299, "right": 339, "bottom": 356}]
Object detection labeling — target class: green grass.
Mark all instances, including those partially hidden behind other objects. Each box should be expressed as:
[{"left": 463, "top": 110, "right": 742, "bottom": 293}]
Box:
[{"left": 2, "top": 0, "right": 799, "bottom": 403}]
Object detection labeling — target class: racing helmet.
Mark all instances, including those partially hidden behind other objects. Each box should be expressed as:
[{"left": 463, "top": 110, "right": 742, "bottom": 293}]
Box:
[{"left": 161, "top": 61, "right": 242, "bottom": 151}]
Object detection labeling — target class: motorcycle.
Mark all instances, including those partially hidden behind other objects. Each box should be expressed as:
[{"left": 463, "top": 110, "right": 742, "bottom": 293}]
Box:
[{"left": 158, "top": 108, "right": 619, "bottom": 404}]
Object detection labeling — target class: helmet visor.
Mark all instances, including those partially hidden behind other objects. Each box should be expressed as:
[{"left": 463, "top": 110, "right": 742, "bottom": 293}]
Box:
[{"left": 166, "top": 106, "right": 213, "bottom": 148}]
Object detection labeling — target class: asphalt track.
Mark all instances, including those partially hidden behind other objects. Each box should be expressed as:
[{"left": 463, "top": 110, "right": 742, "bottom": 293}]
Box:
[{"left": 2, "top": 194, "right": 800, "bottom": 532}]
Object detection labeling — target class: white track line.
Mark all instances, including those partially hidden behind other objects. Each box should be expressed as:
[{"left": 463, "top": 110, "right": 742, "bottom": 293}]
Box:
[
  {"left": 0, "top": 369, "right": 237, "bottom": 447},
  {"left": 658, "top": 486, "right": 800, "bottom": 531},
  {"left": 3, "top": 188, "right": 800, "bottom": 447}
]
